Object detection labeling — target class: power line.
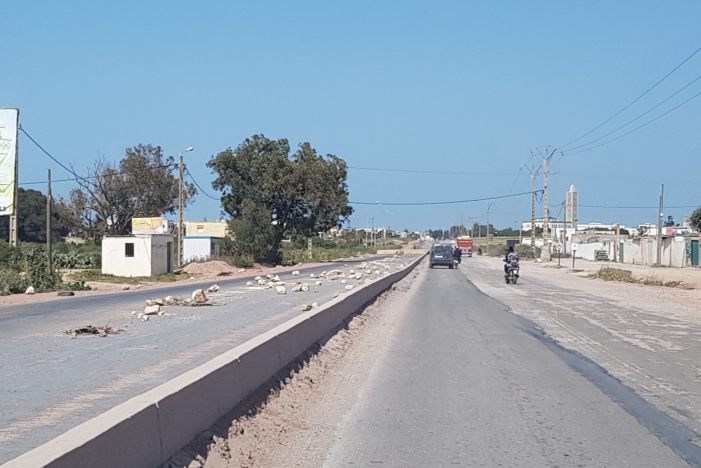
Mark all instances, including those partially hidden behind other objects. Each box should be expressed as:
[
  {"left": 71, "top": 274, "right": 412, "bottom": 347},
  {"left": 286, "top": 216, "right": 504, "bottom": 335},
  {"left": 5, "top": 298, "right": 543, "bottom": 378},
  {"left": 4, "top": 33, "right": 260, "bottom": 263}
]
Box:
[
  {"left": 350, "top": 190, "right": 536, "bottom": 206},
  {"left": 348, "top": 166, "right": 517, "bottom": 176},
  {"left": 567, "top": 73, "right": 701, "bottom": 152},
  {"left": 579, "top": 204, "right": 698, "bottom": 209},
  {"left": 567, "top": 89, "right": 701, "bottom": 155},
  {"left": 561, "top": 45, "right": 701, "bottom": 148},
  {"left": 185, "top": 167, "right": 219, "bottom": 201},
  {"left": 19, "top": 125, "right": 80, "bottom": 177}
]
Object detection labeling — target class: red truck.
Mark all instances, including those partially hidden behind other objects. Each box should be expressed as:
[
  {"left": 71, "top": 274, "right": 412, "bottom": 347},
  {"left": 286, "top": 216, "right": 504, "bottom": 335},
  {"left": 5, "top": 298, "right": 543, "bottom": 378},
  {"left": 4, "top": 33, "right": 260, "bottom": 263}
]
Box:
[{"left": 456, "top": 236, "right": 473, "bottom": 257}]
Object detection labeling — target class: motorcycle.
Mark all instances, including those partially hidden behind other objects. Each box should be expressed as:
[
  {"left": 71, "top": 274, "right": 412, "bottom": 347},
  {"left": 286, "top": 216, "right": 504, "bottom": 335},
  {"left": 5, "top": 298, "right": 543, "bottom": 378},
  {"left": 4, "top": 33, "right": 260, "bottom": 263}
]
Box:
[
  {"left": 504, "top": 258, "right": 519, "bottom": 284},
  {"left": 453, "top": 257, "right": 461, "bottom": 269}
]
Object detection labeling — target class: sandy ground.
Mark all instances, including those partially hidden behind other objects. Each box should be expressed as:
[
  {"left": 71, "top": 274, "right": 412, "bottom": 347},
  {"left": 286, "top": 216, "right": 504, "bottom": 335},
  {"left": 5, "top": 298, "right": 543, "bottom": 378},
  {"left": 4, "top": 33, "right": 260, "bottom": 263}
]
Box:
[
  {"left": 547, "top": 256, "right": 701, "bottom": 289},
  {"left": 160, "top": 260, "right": 423, "bottom": 468}
]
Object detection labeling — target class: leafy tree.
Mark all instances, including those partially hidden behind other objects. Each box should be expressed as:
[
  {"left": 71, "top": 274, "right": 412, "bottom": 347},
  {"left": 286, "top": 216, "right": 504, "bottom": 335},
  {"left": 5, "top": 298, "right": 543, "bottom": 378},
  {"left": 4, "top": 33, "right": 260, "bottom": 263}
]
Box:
[
  {"left": 0, "top": 188, "right": 72, "bottom": 242},
  {"left": 691, "top": 207, "right": 701, "bottom": 232},
  {"left": 664, "top": 215, "right": 675, "bottom": 227},
  {"left": 208, "top": 135, "right": 353, "bottom": 263},
  {"left": 70, "top": 144, "right": 195, "bottom": 238}
]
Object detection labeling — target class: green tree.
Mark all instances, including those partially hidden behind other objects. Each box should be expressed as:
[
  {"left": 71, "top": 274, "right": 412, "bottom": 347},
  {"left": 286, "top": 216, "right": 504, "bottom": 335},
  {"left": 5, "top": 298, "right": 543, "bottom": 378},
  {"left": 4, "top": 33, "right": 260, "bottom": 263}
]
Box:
[
  {"left": 71, "top": 144, "right": 196, "bottom": 238},
  {"left": 690, "top": 207, "right": 701, "bottom": 232},
  {"left": 208, "top": 135, "right": 353, "bottom": 263},
  {"left": 0, "top": 188, "right": 72, "bottom": 243}
]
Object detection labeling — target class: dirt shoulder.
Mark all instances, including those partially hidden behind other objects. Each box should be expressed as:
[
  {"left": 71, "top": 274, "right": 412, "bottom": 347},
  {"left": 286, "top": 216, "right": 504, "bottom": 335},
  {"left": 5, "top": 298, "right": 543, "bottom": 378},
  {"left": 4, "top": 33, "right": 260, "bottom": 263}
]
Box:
[{"left": 161, "top": 259, "right": 424, "bottom": 468}]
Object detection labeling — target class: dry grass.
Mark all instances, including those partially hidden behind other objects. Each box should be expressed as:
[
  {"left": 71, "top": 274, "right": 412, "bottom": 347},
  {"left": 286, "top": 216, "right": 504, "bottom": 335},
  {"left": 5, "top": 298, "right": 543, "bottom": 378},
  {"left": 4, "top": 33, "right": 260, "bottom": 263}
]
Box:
[{"left": 589, "top": 267, "right": 694, "bottom": 289}]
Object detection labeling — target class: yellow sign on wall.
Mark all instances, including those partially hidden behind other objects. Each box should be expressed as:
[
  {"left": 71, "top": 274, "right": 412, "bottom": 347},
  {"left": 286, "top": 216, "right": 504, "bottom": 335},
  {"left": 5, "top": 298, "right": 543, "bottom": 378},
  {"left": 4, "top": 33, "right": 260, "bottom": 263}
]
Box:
[
  {"left": 132, "top": 217, "right": 166, "bottom": 234},
  {"left": 0, "top": 108, "right": 19, "bottom": 216}
]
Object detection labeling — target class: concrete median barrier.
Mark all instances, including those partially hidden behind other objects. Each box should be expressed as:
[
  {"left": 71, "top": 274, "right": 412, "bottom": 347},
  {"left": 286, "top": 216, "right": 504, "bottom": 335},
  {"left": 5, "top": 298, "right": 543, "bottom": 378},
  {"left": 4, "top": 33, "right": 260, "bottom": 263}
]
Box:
[{"left": 2, "top": 253, "right": 425, "bottom": 468}]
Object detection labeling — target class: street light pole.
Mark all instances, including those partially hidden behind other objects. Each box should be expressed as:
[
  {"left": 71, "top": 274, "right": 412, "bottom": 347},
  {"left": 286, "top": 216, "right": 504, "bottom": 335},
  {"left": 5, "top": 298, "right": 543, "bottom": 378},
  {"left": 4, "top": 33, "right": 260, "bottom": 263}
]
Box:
[{"left": 178, "top": 146, "right": 194, "bottom": 267}]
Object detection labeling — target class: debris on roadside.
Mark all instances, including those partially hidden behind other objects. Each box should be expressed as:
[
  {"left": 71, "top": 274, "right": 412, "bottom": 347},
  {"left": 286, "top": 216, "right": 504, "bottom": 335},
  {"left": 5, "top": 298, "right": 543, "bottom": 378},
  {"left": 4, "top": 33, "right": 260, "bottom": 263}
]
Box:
[
  {"left": 207, "top": 284, "right": 220, "bottom": 293},
  {"left": 312, "top": 302, "right": 319, "bottom": 309},
  {"left": 25, "top": 286, "right": 35, "bottom": 295},
  {"left": 292, "top": 270, "right": 300, "bottom": 276},
  {"left": 276, "top": 286, "right": 287, "bottom": 295},
  {"left": 65, "top": 325, "right": 123, "bottom": 337},
  {"left": 57, "top": 291, "right": 75, "bottom": 297},
  {"left": 192, "top": 289, "right": 208, "bottom": 304},
  {"left": 300, "top": 304, "right": 312, "bottom": 311},
  {"left": 121, "top": 285, "right": 130, "bottom": 291},
  {"left": 144, "top": 305, "right": 161, "bottom": 315}
]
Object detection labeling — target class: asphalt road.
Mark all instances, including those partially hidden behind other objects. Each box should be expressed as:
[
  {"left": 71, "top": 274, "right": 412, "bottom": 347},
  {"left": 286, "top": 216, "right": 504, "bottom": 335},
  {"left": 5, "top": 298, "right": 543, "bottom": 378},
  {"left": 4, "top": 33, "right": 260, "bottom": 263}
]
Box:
[
  {"left": 0, "top": 257, "right": 400, "bottom": 464},
  {"left": 322, "top": 263, "right": 695, "bottom": 467}
]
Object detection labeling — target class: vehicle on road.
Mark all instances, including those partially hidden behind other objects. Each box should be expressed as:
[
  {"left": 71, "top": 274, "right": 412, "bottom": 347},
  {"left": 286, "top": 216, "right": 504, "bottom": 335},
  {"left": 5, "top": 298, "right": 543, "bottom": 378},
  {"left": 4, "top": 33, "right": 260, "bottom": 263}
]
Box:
[
  {"left": 456, "top": 236, "right": 473, "bottom": 257},
  {"left": 504, "top": 254, "right": 520, "bottom": 284},
  {"left": 429, "top": 244, "right": 455, "bottom": 269}
]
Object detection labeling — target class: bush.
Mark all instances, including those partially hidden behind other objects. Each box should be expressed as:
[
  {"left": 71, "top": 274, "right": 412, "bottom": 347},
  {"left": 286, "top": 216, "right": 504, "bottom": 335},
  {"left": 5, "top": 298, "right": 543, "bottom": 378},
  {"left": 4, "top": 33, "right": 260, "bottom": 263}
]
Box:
[
  {"left": 232, "top": 255, "right": 254, "bottom": 268},
  {"left": 0, "top": 270, "right": 28, "bottom": 295}
]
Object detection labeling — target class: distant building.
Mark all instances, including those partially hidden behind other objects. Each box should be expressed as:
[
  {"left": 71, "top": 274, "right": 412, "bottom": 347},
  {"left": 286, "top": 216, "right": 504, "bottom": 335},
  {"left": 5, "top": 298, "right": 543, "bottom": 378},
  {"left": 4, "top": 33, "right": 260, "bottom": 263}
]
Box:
[
  {"left": 184, "top": 220, "right": 229, "bottom": 238},
  {"left": 521, "top": 217, "right": 564, "bottom": 231},
  {"left": 565, "top": 185, "right": 578, "bottom": 228}
]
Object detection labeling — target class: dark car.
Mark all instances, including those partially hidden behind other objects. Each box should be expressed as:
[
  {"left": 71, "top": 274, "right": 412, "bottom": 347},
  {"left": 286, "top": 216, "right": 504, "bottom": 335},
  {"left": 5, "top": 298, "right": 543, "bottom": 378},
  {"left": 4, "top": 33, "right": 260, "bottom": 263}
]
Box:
[{"left": 429, "top": 243, "right": 455, "bottom": 269}]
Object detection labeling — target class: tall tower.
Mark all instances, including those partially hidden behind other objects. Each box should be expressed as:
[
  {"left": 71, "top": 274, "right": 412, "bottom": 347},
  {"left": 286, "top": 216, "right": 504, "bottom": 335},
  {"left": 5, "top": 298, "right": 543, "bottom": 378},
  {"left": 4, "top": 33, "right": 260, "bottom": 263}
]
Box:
[{"left": 565, "top": 185, "right": 578, "bottom": 229}]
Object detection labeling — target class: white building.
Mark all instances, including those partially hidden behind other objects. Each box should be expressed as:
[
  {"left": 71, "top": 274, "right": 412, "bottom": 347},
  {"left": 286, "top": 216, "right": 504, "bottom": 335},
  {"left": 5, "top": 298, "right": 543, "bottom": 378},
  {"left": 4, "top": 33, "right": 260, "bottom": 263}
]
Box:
[
  {"left": 102, "top": 235, "right": 174, "bottom": 277},
  {"left": 521, "top": 217, "right": 565, "bottom": 231},
  {"left": 183, "top": 235, "right": 221, "bottom": 263}
]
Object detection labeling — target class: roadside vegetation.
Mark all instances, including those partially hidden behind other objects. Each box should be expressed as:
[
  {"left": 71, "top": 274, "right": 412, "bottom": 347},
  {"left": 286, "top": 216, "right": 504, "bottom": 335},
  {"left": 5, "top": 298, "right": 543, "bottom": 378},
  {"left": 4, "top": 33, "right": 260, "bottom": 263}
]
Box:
[
  {"left": 588, "top": 267, "right": 694, "bottom": 289},
  {"left": 0, "top": 241, "right": 91, "bottom": 295}
]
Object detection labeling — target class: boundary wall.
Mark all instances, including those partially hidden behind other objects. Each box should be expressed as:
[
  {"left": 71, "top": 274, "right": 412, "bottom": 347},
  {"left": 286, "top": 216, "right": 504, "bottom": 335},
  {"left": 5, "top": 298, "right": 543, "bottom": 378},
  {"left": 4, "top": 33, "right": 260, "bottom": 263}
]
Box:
[{"left": 3, "top": 254, "right": 426, "bottom": 468}]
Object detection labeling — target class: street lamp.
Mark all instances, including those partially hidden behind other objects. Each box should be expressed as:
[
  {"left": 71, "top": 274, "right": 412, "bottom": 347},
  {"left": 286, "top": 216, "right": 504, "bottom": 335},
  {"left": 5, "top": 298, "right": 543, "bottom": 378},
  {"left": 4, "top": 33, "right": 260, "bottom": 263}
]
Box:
[{"left": 178, "top": 146, "right": 194, "bottom": 267}]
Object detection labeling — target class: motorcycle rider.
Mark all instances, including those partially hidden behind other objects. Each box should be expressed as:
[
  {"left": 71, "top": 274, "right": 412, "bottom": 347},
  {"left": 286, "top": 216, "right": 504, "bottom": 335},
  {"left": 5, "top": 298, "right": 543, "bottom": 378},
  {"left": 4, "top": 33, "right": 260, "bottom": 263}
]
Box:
[
  {"left": 504, "top": 246, "right": 518, "bottom": 276},
  {"left": 453, "top": 245, "right": 462, "bottom": 264}
]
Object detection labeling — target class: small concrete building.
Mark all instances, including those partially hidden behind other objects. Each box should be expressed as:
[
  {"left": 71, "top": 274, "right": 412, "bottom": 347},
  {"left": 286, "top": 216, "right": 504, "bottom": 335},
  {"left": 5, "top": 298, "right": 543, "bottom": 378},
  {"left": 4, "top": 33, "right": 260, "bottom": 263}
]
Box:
[
  {"left": 183, "top": 235, "right": 221, "bottom": 263},
  {"left": 102, "top": 234, "right": 174, "bottom": 277}
]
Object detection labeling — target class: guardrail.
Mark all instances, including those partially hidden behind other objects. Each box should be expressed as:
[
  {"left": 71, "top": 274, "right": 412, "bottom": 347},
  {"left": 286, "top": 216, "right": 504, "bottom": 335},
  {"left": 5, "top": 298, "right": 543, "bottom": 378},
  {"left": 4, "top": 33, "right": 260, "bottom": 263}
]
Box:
[{"left": 3, "top": 253, "right": 426, "bottom": 468}]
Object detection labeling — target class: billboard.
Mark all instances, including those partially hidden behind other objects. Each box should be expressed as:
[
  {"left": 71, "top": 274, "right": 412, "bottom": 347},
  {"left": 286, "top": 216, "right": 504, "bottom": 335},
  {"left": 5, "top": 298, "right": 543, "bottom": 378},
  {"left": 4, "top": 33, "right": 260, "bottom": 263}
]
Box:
[
  {"left": 0, "top": 108, "right": 19, "bottom": 216},
  {"left": 132, "top": 217, "right": 166, "bottom": 235}
]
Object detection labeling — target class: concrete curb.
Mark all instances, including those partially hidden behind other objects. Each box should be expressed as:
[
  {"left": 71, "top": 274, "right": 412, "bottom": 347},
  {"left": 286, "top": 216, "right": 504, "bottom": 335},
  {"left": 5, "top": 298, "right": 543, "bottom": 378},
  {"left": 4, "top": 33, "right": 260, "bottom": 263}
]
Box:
[{"left": 3, "top": 254, "right": 425, "bottom": 468}]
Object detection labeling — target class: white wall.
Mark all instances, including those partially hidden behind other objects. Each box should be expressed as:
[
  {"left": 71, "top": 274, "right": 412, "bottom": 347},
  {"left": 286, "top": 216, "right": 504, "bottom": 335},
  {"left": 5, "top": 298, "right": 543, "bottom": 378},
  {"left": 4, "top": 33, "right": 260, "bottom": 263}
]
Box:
[
  {"left": 620, "top": 237, "right": 688, "bottom": 267},
  {"left": 102, "top": 235, "right": 174, "bottom": 277},
  {"left": 102, "top": 237, "right": 152, "bottom": 277},
  {"left": 183, "top": 237, "right": 213, "bottom": 263},
  {"left": 151, "top": 236, "right": 174, "bottom": 275}
]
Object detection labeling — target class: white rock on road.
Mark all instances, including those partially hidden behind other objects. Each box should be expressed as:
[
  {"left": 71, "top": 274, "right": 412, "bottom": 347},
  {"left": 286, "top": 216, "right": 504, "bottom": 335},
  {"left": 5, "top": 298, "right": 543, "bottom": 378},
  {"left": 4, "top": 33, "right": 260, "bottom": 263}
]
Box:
[
  {"left": 144, "top": 305, "right": 161, "bottom": 315},
  {"left": 191, "top": 289, "right": 207, "bottom": 304},
  {"left": 276, "top": 286, "right": 287, "bottom": 295},
  {"left": 25, "top": 286, "right": 35, "bottom": 295}
]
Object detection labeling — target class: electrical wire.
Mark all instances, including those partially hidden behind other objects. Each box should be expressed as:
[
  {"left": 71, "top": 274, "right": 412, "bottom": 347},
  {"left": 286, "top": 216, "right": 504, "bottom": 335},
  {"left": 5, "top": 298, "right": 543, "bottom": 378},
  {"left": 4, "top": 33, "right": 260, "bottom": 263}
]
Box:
[
  {"left": 566, "top": 89, "right": 701, "bottom": 155},
  {"left": 185, "top": 167, "right": 220, "bottom": 200},
  {"left": 350, "top": 190, "right": 536, "bottom": 206},
  {"left": 19, "top": 125, "right": 82, "bottom": 178},
  {"left": 579, "top": 204, "right": 698, "bottom": 209},
  {"left": 567, "top": 73, "right": 701, "bottom": 152},
  {"left": 348, "top": 166, "right": 518, "bottom": 176},
  {"left": 560, "top": 45, "right": 701, "bottom": 149}
]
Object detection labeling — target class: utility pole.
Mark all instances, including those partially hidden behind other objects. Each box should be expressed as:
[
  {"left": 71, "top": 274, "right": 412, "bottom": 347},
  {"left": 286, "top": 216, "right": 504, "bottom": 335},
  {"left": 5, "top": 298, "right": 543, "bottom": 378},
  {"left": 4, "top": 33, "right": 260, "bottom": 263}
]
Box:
[
  {"left": 486, "top": 202, "right": 494, "bottom": 255},
  {"left": 9, "top": 112, "right": 19, "bottom": 248},
  {"left": 176, "top": 147, "right": 193, "bottom": 267},
  {"left": 537, "top": 148, "right": 557, "bottom": 261},
  {"left": 46, "top": 169, "right": 52, "bottom": 273},
  {"left": 656, "top": 184, "right": 664, "bottom": 266},
  {"left": 542, "top": 156, "right": 550, "bottom": 260},
  {"left": 524, "top": 163, "right": 541, "bottom": 258},
  {"left": 614, "top": 223, "right": 621, "bottom": 263},
  {"left": 178, "top": 154, "right": 184, "bottom": 267}
]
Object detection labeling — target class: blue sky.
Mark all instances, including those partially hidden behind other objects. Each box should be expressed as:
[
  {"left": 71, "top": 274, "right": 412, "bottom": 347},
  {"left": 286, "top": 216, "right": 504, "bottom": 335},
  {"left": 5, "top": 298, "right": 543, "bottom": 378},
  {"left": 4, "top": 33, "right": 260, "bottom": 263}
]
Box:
[{"left": 2, "top": 1, "right": 700, "bottom": 232}]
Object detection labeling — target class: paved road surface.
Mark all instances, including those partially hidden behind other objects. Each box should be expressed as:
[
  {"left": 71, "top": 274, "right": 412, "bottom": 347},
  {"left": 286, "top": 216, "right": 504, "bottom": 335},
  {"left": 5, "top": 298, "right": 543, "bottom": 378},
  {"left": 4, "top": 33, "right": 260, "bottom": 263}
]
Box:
[
  {"left": 323, "top": 264, "right": 696, "bottom": 467},
  {"left": 0, "top": 257, "right": 400, "bottom": 464}
]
